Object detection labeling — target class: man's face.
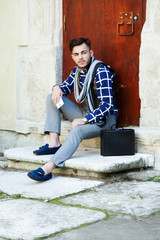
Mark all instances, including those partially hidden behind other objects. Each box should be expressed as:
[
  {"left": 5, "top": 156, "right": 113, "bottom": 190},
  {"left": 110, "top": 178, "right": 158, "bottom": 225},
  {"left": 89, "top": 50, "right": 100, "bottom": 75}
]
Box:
[{"left": 71, "top": 43, "right": 93, "bottom": 69}]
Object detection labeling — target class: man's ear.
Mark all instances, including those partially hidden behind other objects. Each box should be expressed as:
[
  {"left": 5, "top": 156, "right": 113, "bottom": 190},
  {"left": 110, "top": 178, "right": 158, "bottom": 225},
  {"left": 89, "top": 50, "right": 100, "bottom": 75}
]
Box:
[
  {"left": 90, "top": 50, "right": 93, "bottom": 57},
  {"left": 71, "top": 54, "right": 74, "bottom": 61}
]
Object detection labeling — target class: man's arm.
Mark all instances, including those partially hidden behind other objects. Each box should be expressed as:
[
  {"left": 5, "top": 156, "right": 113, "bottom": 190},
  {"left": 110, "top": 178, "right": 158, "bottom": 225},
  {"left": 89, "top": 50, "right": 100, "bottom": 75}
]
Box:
[
  {"left": 84, "top": 65, "right": 118, "bottom": 124},
  {"left": 51, "top": 85, "right": 88, "bottom": 128},
  {"left": 59, "top": 67, "right": 77, "bottom": 96},
  {"left": 71, "top": 117, "right": 88, "bottom": 128},
  {"left": 51, "top": 67, "right": 76, "bottom": 106}
]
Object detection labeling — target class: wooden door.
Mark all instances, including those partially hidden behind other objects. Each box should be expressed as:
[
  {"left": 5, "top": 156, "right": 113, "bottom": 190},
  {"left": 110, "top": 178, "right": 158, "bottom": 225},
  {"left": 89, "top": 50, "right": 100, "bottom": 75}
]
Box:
[{"left": 63, "top": 0, "right": 146, "bottom": 126}]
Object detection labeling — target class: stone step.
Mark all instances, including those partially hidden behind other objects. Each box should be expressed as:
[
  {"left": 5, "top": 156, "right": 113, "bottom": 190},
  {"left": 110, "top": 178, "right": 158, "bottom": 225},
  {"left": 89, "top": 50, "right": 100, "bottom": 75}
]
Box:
[
  {"left": 15, "top": 119, "right": 100, "bottom": 149},
  {"left": 4, "top": 147, "right": 154, "bottom": 179},
  {"left": 0, "top": 156, "right": 8, "bottom": 169},
  {"left": 0, "top": 161, "right": 8, "bottom": 169}
]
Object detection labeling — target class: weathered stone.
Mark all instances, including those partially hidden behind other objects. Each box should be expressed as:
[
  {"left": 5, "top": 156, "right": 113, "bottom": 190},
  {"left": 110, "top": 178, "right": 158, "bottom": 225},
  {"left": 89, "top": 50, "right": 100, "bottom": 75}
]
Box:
[
  {"left": 4, "top": 147, "right": 154, "bottom": 178},
  {"left": 119, "top": 169, "right": 160, "bottom": 181},
  {"left": 140, "top": 0, "right": 160, "bottom": 129},
  {"left": 0, "top": 153, "right": 8, "bottom": 169},
  {"left": 0, "top": 199, "right": 106, "bottom": 240},
  {"left": 47, "top": 214, "right": 160, "bottom": 240},
  {"left": 61, "top": 181, "right": 160, "bottom": 217},
  {"left": 0, "top": 161, "right": 7, "bottom": 169},
  {"left": 0, "top": 169, "right": 103, "bottom": 200}
]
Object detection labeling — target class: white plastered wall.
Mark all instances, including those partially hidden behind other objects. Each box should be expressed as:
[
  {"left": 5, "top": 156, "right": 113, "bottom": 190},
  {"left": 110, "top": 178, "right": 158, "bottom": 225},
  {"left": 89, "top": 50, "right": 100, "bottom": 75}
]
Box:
[{"left": 0, "top": 0, "right": 27, "bottom": 130}]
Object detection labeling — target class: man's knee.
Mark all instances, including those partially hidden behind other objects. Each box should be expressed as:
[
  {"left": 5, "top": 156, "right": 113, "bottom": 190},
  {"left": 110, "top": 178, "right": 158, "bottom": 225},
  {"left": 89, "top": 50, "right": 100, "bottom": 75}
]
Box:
[
  {"left": 66, "top": 126, "right": 83, "bottom": 143},
  {"left": 46, "top": 93, "right": 52, "bottom": 100},
  {"left": 46, "top": 93, "right": 52, "bottom": 105}
]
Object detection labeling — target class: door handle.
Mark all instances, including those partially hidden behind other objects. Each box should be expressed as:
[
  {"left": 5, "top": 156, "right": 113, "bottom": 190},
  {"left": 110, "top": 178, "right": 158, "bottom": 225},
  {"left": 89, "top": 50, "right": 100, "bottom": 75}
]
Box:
[
  {"left": 117, "top": 22, "right": 134, "bottom": 36},
  {"left": 117, "top": 12, "right": 135, "bottom": 36}
]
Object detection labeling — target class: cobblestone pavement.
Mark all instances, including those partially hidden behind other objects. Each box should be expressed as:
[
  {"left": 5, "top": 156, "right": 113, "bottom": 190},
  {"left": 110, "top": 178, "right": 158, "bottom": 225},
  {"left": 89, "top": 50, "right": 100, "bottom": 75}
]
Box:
[{"left": 0, "top": 169, "right": 160, "bottom": 240}]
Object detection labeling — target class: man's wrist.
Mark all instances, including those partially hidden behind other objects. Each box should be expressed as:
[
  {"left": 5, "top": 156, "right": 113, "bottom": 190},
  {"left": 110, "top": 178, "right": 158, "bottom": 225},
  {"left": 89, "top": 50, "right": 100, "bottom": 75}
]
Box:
[
  {"left": 52, "top": 84, "right": 59, "bottom": 91},
  {"left": 82, "top": 117, "right": 88, "bottom": 124}
]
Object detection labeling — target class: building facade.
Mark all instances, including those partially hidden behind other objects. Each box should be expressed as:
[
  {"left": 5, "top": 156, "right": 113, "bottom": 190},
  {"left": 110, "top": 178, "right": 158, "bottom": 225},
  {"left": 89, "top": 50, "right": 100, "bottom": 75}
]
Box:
[{"left": 1, "top": 0, "right": 160, "bottom": 168}]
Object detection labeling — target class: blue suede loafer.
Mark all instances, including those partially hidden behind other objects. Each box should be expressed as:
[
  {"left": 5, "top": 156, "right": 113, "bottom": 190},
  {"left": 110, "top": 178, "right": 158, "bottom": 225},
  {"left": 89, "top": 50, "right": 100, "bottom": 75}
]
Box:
[
  {"left": 33, "top": 144, "right": 62, "bottom": 155},
  {"left": 27, "top": 168, "right": 52, "bottom": 181}
]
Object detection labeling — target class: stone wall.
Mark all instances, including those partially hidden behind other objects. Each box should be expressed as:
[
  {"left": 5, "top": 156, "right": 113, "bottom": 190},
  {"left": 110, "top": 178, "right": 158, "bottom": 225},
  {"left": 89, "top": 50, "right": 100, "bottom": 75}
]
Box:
[
  {"left": 0, "top": 0, "right": 62, "bottom": 133},
  {"left": 0, "top": 0, "right": 27, "bottom": 130},
  {"left": 16, "top": 0, "right": 63, "bottom": 133},
  {"left": 139, "top": 0, "right": 160, "bottom": 169},
  {"left": 139, "top": 0, "right": 160, "bottom": 128}
]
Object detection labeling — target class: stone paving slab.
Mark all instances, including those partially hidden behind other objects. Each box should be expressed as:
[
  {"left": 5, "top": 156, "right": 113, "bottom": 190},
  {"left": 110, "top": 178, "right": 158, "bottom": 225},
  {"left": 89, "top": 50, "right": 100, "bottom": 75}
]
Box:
[
  {"left": 120, "top": 169, "right": 160, "bottom": 181},
  {"left": 4, "top": 147, "right": 154, "bottom": 173},
  {"left": 0, "top": 199, "right": 106, "bottom": 240},
  {"left": 61, "top": 181, "right": 160, "bottom": 217},
  {"left": 0, "top": 169, "right": 103, "bottom": 200},
  {"left": 103, "top": 170, "right": 160, "bottom": 183},
  {"left": 48, "top": 214, "right": 160, "bottom": 240}
]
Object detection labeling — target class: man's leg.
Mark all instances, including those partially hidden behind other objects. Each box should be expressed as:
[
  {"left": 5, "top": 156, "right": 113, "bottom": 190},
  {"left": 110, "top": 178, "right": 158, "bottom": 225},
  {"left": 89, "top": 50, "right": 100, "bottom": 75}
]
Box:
[
  {"left": 45, "top": 93, "right": 85, "bottom": 134},
  {"left": 34, "top": 93, "right": 85, "bottom": 154},
  {"left": 44, "top": 93, "right": 62, "bottom": 148},
  {"left": 42, "top": 115, "right": 117, "bottom": 174},
  {"left": 28, "top": 94, "right": 87, "bottom": 180},
  {"left": 40, "top": 93, "right": 86, "bottom": 173}
]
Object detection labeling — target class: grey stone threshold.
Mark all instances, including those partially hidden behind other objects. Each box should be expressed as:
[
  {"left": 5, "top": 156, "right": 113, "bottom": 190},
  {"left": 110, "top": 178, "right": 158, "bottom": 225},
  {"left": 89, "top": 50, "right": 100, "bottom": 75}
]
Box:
[{"left": 4, "top": 146, "right": 154, "bottom": 179}]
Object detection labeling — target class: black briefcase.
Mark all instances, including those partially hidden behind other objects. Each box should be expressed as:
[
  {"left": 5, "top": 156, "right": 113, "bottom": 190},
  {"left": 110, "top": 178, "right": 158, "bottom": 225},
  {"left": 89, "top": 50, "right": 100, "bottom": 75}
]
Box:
[{"left": 100, "top": 129, "right": 135, "bottom": 156}]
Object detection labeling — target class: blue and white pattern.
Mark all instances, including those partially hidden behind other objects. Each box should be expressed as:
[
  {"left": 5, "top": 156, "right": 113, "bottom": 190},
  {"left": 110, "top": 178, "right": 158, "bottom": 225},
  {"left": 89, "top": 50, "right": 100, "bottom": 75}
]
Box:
[{"left": 60, "top": 62, "right": 118, "bottom": 124}]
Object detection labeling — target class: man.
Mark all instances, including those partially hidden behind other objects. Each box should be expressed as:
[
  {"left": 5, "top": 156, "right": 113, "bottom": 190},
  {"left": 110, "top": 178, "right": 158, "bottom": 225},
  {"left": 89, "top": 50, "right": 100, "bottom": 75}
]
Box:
[{"left": 27, "top": 38, "right": 118, "bottom": 181}]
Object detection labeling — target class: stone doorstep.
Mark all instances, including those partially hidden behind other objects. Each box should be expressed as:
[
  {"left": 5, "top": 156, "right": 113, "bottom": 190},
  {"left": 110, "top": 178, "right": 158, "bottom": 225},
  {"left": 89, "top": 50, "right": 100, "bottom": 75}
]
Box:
[
  {"left": 0, "top": 156, "right": 8, "bottom": 169},
  {"left": 0, "top": 161, "right": 8, "bottom": 169},
  {"left": 4, "top": 147, "right": 155, "bottom": 179}
]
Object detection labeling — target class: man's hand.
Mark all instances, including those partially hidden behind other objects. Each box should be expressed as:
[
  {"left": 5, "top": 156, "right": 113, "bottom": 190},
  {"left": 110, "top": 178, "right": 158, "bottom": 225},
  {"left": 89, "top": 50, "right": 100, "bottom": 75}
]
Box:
[
  {"left": 71, "top": 118, "right": 86, "bottom": 128},
  {"left": 51, "top": 85, "right": 63, "bottom": 106}
]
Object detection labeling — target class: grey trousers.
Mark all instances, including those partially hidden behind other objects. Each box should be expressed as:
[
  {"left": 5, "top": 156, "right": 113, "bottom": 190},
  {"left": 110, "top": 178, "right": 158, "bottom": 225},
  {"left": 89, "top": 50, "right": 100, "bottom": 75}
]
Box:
[{"left": 45, "top": 93, "right": 117, "bottom": 167}]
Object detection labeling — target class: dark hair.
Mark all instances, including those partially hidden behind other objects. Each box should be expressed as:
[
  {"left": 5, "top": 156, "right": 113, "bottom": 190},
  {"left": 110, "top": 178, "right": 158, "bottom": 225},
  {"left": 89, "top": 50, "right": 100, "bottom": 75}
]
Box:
[{"left": 69, "top": 38, "right": 91, "bottom": 52}]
